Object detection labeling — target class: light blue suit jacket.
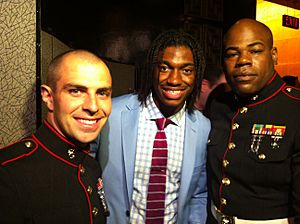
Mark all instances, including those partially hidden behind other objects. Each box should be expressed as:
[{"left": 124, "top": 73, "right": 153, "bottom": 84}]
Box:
[{"left": 93, "top": 94, "right": 211, "bottom": 224}]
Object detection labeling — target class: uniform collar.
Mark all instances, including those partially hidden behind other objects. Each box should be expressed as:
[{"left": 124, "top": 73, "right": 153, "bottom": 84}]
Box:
[
  {"left": 235, "top": 72, "right": 286, "bottom": 107},
  {"left": 32, "top": 120, "right": 90, "bottom": 167}
]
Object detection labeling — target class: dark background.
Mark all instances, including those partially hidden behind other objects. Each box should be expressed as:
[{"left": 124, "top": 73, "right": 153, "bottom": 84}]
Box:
[{"left": 41, "top": 0, "right": 257, "bottom": 65}]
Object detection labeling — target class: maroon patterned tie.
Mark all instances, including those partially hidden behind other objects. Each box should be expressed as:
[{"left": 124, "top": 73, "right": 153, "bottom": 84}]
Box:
[{"left": 145, "top": 118, "right": 172, "bottom": 224}]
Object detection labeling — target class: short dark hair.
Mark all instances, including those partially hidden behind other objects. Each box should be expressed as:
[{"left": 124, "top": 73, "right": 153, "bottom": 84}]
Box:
[
  {"left": 46, "top": 49, "right": 106, "bottom": 90},
  {"left": 137, "top": 29, "right": 205, "bottom": 114}
]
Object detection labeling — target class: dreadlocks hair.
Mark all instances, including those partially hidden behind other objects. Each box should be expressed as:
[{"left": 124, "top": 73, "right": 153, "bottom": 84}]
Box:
[{"left": 137, "top": 29, "right": 205, "bottom": 114}]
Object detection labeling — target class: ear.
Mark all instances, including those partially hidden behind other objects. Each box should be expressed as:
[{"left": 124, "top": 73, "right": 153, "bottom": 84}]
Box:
[
  {"left": 41, "top": 84, "right": 54, "bottom": 111},
  {"left": 271, "top": 47, "right": 278, "bottom": 65}
]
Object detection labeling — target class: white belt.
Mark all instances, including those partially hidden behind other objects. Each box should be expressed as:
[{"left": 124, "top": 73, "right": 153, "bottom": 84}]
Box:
[{"left": 211, "top": 202, "right": 294, "bottom": 224}]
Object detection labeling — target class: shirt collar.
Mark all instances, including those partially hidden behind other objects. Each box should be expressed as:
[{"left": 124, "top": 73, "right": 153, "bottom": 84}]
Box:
[{"left": 143, "top": 92, "right": 185, "bottom": 126}]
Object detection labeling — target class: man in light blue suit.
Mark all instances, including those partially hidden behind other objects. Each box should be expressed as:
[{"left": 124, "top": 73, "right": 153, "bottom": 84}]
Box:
[{"left": 92, "top": 30, "right": 210, "bottom": 224}]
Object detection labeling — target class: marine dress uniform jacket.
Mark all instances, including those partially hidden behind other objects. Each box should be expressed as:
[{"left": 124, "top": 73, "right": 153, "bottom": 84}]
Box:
[
  {"left": 92, "top": 94, "right": 211, "bottom": 224},
  {"left": 0, "top": 120, "right": 107, "bottom": 224},
  {"left": 205, "top": 73, "right": 300, "bottom": 222}
]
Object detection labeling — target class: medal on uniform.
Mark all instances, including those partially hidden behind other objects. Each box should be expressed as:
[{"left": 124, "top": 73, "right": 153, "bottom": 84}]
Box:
[
  {"left": 250, "top": 124, "right": 264, "bottom": 154},
  {"left": 250, "top": 134, "right": 263, "bottom": 154},
  {"left": 270, "top": 125, "right": 286, "bottom": 149},
  {"left": 97, "top": 178, "right": 110, "bottom": 216},
  {"left": 251, "top": 124, "right": 286, "bottom": 153}
]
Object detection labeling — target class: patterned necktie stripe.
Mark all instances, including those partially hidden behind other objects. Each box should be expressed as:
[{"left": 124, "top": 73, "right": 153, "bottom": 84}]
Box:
[{"left": 145, "top": 118, "right": 171, "bottom": 224}]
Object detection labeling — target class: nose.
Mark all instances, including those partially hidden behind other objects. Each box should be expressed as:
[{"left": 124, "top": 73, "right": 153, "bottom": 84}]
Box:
[
  {"left": 167, "top": 69, "right": 182, "bottom": 85},
  {"left": 236, "top": 51, "right": 251, "bottom": 67},
  {"left": 82, "top": 94, "right": 99, "bottom": 114}
]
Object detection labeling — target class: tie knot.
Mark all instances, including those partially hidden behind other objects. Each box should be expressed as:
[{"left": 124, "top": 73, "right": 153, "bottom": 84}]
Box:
[{"left": 155, "top": 118, "right": 171, "bottom": 130}]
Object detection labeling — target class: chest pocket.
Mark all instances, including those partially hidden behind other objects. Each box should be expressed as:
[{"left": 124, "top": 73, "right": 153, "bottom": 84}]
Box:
[{"left": 248, "top": 133, "right": 292, "bottom": 163}]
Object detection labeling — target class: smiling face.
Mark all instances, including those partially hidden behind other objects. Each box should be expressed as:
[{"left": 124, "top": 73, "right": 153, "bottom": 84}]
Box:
[
  {"left": 223, "top": 19, "right": 278, "bottom": 96},
  {"left": 41, "top": 52, "right": 112, "bottom": 144},
  {"left": 152, "top": 46, "right": 195, "bottom": 117}
]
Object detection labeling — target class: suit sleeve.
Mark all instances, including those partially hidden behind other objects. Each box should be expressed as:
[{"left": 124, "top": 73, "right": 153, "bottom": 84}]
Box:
[
  {"left": 188, "top": 116, "right": 210, "bottom": 224},
  {"left": 0, "top": 166, "right": 25, "bottom": 223},
  {"left": 188, "top": 161, "right": 208, "bottom": 224}
]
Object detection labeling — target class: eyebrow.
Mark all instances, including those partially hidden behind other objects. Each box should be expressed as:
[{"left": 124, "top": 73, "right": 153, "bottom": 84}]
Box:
[
  {"left": 225, "top": 41, "right": 265, "bottom": 51},
  {"left": 160, "top": 60, "right": 195, "bottom": 67},
  {"left": 63, "top": 83, "right": 112, "bottom": 91}
]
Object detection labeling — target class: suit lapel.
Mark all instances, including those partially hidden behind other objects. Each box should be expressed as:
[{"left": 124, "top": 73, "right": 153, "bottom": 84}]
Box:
[
  {"left": 178, "top": 113, "right": 197, "bottom": 215},
  {"left": 121, "top": 98, "right": 139, "bottom": 206}
]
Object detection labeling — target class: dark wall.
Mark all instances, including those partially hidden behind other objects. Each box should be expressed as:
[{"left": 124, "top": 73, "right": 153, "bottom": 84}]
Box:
[
  {"left": 223, "top": 0, "right": 256, "bottom": 33},
  {"left": 42, "top": 0, "right": 182, "bottom": 64}
]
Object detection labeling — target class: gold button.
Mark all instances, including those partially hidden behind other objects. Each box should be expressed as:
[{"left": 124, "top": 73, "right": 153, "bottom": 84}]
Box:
[
  {"left": 222, "top": 177, "right": 231, "bottom": 186},
  {"left": 258, "top": 153, "right": 266, "bottom": 160},
  {"left": 25, "top": 141, "right": 32, "bottom": 148},
  {"left": 79, "top": 165, "right": 85, "bottom": 174},
  {"left": 207, "top": 139, "right": 211, "bottom": 144},
  {"left": 228, "top": 142, "right": 236, "bottom": 150},
  {"left": 87, "top": 186, "right": 93, "bottom": 195},
  {"left": 240, "top": 107, "right": 248, "bottom": 114},
  {"left": 92, "top": 207, "right": 99, "bottom": 217},
  {"left": 232, "top": 123, "right": 239, "bottom": 130},
  {"left": 223, "top": 159, "right": 229, "bottom": 168},
  {"left": 221, "top": 198, "right": 227, "bottom": 205}
]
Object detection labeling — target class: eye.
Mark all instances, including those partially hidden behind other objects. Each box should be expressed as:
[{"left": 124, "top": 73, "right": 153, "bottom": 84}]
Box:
[
  {"left": 159, "top": 65, "right": 169, "bottom": 72},
  {"left": 183, "top": 68, "right": 193, "bottom": 75},
  {"left": 224, "top": 51, "right": 239, "bottom": 59},
  {"left": 250, "top": 49, "right": 263, "bottom": 54},
  {"left": 97, "top": 89, "right": 112, "bottom": 98},
  {"left": 69, "top": 88, "right": 82, "bottom": 95}
]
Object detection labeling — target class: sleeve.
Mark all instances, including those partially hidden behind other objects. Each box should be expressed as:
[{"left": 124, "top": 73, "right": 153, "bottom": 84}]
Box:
[
  {"left": 188, "top": 116, "right": 210, "bottom": 224},
  {"left": 188, "top": 162, "right": 208, "bottom": 224},
  {"left": 0, "top": 166, "right": 24, "bottom": 223}
]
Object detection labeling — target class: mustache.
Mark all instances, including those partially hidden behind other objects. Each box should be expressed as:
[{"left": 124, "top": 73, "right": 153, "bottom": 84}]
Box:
[{"left": 233, "top": 67, "right": 256, "bottom": 76}]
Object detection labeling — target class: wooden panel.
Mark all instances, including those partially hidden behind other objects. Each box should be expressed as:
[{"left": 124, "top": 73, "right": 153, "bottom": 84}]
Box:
[
  {"left": 183, "top": 22, "right": 222, "bottom": 66},
  {"left": 184, "top": 0, "right": 223, "bottom": 21}
]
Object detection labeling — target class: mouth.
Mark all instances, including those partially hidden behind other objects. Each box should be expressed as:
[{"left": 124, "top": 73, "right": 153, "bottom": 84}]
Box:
[
  {"left": 77, "top": 118, "right": 98, "bottom": 125},
  {"left": 162, "top": 88, "right": 186, "bottom": 99},
  {"left": 74, "top": 117, "right": 102, "bottom": 132},
  {"left": 233, "top": 73, "right": 256, "bottom": 83}
]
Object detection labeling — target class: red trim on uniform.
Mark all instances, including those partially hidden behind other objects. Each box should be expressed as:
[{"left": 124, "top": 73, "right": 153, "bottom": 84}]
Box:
[
  {"left": 247, "top": 83, "right": 286, "bottom": 107},
  {"left": 219, "top": 110, "right": 240, "bottom": 211},
  {"left": 44, "top": 120, "right": 76, "bottom": 147},
  {"left": 31, "top": 135, "right": 78, "bottom": 168},
  {"left": 266, "top": 71, "right": 277, "bottom": 85},
  {"left": 77, "top": 167, "right": 93, "bottom": 224},
  {"left": 1, "top": 138, "right": 38, "bottom": 166}
]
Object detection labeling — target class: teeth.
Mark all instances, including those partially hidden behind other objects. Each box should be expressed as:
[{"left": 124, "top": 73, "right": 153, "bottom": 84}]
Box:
[
  {"left": 78, "top": 119, "right": 97, "bottom": 125},
  {"left": 168, "top": 90, "right": 181, "bottom": 94}
]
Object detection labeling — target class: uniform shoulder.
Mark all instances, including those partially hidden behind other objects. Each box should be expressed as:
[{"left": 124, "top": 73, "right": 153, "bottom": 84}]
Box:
[
  {"left": 0, "top": 138, "right": 37, "bottom": 165},
  {"left": 282, "top": 86, "right": 300, "bottom": 100}
]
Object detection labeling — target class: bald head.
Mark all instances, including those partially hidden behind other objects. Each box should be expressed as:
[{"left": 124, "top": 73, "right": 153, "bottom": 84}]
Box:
[
  {"left": 46, "top": 49, "right": 110, "bottom": 90},
  {"left": 224, "top": 18, "right": 274, "bottom": 50}
]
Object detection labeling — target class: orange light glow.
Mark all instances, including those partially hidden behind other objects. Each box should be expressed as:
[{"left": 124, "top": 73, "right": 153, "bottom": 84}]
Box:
[{"left": 257, "top": 0, "right": 300, "bottom": 81}]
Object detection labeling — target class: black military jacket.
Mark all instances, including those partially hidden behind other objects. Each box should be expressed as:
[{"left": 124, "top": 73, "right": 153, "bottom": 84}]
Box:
[
  {"left": 0, "top": 120, "right": 107, "bottom": 224},
  {"left": 205, "top": 73, "right": 300, "bottom": 221}
]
